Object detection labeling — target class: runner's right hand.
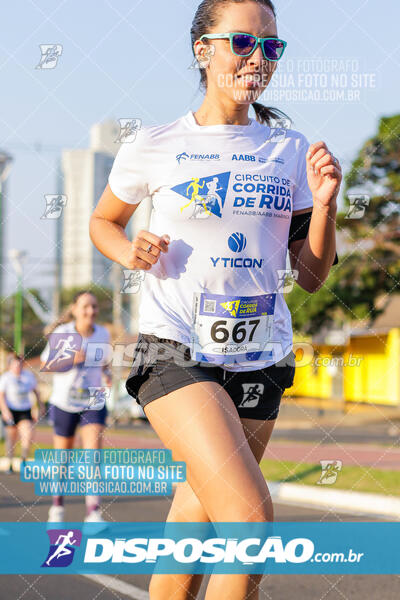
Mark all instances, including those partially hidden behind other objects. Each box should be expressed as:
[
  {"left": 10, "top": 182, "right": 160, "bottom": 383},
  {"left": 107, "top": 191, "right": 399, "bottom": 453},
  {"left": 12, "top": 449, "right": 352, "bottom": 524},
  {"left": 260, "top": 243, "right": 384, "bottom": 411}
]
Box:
[
  {"left": 2, "top": 409, "right": 14, "bottom": 425},
  {"left": 73, "top": 348, "right": 86, "bottom": 366},
  {"left": 121, "top": 230, "right": 170, "bottom": 271}
]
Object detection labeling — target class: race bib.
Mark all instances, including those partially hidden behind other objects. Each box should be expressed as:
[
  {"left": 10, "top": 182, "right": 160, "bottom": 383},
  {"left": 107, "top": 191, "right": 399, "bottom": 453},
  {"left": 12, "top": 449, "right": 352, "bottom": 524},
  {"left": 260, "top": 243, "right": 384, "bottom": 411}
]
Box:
[
  {"left": 68, "top": 387, "right": 90, "bottom": 409},
  {"left": 68, "top": 388, "right": 105, "bottom": 411},
  {"left": 14, "top": 381, "right": 29, "bottom": 399},
  {"left": 190, "top": 292, "right": 276, "bottom": 365}
]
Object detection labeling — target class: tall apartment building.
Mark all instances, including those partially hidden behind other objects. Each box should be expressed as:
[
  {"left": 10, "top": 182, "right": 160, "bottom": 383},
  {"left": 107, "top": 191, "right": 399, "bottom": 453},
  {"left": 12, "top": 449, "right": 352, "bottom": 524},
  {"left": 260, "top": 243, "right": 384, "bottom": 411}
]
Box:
[
  {"left": 60, "top": 120, "right": 119, "bottom": 290},
  {"left": 0, "top": 151, "right": 13, "bottom": 304}
]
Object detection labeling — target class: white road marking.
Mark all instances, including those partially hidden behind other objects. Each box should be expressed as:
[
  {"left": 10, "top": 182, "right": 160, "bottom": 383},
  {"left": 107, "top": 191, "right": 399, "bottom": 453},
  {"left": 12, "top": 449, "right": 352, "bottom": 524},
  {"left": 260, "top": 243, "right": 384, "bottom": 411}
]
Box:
[{"left": 83, "top": 574, "right": 149, "bottom": 599}]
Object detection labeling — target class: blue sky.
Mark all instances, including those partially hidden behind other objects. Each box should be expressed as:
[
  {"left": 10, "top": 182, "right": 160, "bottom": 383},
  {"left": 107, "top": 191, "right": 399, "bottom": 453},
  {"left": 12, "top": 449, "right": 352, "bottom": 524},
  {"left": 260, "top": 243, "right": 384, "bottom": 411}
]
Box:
[{"left": 1, "top": 0, "right": 398, "bottom": 298}]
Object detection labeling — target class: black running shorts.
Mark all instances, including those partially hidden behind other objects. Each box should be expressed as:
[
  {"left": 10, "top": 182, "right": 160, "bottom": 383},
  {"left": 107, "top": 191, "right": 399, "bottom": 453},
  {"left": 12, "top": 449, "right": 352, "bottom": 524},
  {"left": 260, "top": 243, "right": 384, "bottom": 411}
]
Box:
[
  {"left": 2, "top": 408, "right": 32, "bottom": 426},
  {"left": 126, "top": 333, "right": 296, "bottom": 421}
]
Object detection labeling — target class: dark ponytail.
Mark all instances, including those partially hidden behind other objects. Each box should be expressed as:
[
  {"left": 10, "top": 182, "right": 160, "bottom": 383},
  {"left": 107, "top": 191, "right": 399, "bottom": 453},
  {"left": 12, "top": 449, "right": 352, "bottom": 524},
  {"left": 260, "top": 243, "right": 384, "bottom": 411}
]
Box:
[
  {"left": 191, "top": 0, "right": 291, "bottom": 127},
  {"left": 251, "top": 102, "right": 290, "bottom": 126}
]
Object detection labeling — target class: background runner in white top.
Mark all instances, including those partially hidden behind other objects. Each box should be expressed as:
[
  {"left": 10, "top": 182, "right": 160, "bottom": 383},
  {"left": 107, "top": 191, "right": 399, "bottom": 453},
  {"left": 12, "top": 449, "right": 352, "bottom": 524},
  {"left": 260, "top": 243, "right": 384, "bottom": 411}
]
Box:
[
  {"left": 40, "top": 322, "right": 111, "bottom": 413},
  {"left": 0, "top": 369, "right": 37, "bottom": 411}
]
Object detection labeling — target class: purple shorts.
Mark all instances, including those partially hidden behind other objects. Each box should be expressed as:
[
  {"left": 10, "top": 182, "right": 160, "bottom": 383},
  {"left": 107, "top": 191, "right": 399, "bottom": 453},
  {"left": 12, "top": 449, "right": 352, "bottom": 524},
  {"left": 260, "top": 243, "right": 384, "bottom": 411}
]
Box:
[{"left": 50, "top": 404, "right": 107, "bottom": 437}]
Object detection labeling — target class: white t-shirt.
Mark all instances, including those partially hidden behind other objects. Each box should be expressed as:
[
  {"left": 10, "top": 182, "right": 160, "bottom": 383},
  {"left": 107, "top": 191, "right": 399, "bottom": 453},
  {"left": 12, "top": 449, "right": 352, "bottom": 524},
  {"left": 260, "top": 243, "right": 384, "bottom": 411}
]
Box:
[
  {"left": 40, "top": 322, "right": 111, "bottom": 413},
  {"left": 108, "top": 110, "right": 313, "bottom": 371},
  {"left": 0, "top": 370, "right": 37, "bottom": 411}
]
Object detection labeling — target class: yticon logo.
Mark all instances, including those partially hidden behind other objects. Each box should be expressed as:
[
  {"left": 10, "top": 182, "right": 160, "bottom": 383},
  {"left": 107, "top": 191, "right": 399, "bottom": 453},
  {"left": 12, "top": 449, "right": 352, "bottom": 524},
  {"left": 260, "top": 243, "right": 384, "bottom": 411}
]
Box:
[
  {"left": 228, "top": 232, "right": 247, "bottom": 252},
  {"left": 42, "top": 529, "right": 82, "bottom": 568},
  {"left": 83, "top": 536, "right": 315, "bottom": 564},
  {"left": 210, "top": 233, "right": 264, "bottom": 269}
]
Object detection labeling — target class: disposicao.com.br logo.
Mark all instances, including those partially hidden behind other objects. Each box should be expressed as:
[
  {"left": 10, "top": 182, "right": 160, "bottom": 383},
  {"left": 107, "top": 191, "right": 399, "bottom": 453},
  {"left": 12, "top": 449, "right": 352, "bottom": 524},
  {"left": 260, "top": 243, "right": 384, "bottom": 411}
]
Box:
[
  {"left": 0, "top": 522, "right": 384, "bottom": 575},
  {"left": 82, "top": 535, "right": 363, "bottom": 566}
]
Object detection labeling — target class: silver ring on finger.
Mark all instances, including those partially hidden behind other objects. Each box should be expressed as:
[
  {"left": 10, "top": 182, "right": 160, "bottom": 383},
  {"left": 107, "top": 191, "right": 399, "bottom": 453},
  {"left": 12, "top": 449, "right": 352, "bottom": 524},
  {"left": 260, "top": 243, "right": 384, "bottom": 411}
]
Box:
[{"left": 145, "top": 243, "right": 152, "bottom": 253}]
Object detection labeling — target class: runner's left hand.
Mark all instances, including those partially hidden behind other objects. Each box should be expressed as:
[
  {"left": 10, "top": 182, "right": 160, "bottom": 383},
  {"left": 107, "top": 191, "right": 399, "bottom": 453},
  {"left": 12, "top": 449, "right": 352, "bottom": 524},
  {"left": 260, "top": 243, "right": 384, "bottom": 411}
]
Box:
[{"left": 306, "top": 142, "right": 342, "bottom": 207}]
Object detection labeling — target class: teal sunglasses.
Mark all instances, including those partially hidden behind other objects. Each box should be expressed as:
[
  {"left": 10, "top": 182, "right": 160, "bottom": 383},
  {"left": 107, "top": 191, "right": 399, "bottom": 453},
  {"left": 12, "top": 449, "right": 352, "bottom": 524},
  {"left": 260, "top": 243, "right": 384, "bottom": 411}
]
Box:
[{"left": 199, "top": 32, "right": 287, "bottom": 61}]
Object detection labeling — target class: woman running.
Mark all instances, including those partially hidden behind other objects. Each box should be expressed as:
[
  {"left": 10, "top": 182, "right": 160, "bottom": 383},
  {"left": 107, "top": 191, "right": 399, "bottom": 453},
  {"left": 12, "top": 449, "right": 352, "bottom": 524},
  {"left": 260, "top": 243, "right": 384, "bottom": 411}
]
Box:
[
  {"left": 0, "top": 353, "right": 43, "bottom": 473},
  {"left": 90, "top": 1, "right": 341, "bottom": 597},
  {"left": 40, "top": 290, "right": 112, "bottom": 523}
]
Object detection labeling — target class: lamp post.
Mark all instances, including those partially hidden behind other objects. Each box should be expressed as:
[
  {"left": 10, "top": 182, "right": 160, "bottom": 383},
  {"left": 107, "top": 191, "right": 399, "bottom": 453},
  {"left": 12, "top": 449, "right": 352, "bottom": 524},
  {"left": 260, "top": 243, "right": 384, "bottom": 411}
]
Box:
[
  {"left": 8, "top": 249, "right": 27, "bottom": 354},
  {"left": 0, "top": 152, "right": 13, "bottom": 342}
]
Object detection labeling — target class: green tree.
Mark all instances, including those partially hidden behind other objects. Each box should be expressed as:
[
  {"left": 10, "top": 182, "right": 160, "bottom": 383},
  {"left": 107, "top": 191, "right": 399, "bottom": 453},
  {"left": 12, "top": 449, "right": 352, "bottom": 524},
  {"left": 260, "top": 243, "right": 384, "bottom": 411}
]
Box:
[
  {"left": 0, "top": 284, "right": 125, "bottom": 358},
  {"left": 0, "top": 289, "right": 47, "bottom": 357},
  {"left": 287, "top": 113, "right": 400, "bottom": 335}
]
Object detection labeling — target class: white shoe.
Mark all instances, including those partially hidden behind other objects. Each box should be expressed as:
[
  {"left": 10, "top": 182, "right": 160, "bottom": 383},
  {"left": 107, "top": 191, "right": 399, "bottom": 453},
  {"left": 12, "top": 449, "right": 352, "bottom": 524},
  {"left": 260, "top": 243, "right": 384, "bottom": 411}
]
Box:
[
  {"left": 83, "top": 509, "right": 108, "bottom": 533},
  {"left": 84, "top": 508, "right": 106, "bottom": 523},
  {"left": 48, "top": 505, "right": 65, "bottom": 523}
]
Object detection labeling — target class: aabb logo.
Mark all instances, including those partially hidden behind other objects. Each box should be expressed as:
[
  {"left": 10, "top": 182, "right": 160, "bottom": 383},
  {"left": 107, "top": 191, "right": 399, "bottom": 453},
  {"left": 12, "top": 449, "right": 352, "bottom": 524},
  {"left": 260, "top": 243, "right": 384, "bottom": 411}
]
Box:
[
  {"left": 42, "top": 529, "right": 82, "bottom": 568},
  {"left": 232, "top": 154, "right": 256, "bottom": 161}
]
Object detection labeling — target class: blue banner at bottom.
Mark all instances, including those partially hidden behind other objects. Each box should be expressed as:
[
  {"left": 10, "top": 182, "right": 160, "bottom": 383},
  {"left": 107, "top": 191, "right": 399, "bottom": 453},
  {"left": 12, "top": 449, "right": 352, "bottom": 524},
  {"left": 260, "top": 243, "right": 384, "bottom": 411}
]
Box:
[{"left": 0, "top": 522, "right": 399, "bottom": 574}]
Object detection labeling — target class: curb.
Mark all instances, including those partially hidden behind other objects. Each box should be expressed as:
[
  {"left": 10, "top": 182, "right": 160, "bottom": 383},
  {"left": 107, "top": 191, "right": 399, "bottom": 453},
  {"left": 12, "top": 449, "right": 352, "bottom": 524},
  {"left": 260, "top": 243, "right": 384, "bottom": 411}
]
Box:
[{"left": 268, "top": 481, "right": 400, "bottom": 520}]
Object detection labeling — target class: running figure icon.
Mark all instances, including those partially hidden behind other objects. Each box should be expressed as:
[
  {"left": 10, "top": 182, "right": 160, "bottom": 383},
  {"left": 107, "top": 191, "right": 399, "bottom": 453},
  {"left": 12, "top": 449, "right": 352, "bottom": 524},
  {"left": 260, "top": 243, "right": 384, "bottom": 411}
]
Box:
[
  {"left": 42, "top": 195, "right": 66, "bottom": 219},
  {"left": 44, "top": 335, "right": 78, "bottom": 371},
  {"left": 238, "top": 383, "right": 264, "bottom": 408},
  {"left": 203, "top": 176, "right": 224, "bottom": 218},
  {"left": 180, "top": 178, "right": 211, "bottom": 216},
  {"left": 45, "top": 531, "right": 77, "bottom": 566}
]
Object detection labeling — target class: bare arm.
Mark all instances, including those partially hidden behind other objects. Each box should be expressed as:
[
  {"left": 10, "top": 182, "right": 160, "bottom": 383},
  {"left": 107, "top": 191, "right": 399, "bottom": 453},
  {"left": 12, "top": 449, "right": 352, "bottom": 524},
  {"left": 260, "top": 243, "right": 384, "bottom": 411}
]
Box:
[
  {"left": 289, "top": 140, "right": 341, "bottom": 293},
  {"left": 89, "top": 184, "right": 170, "bottom": 270},
  {"left": 289, "top": 205, "right": 337, "bottom": 293},
  {"left": 32, "top": 387, "right": 45, "bottom": 412},
  {"left": 0, "top": 390, "right": 13, "bottom": 422}
]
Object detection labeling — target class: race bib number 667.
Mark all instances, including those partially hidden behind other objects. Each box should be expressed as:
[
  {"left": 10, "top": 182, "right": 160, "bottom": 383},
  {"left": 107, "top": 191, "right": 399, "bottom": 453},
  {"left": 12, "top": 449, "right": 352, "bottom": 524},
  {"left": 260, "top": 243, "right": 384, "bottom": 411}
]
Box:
[{"left": 190, "top": 292, "right": 276, "bottom": 365}]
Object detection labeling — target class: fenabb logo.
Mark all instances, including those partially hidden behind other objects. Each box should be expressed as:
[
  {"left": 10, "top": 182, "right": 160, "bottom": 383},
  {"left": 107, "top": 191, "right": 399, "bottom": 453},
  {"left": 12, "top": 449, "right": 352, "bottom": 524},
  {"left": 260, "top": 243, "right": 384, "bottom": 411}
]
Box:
[
  {"left": 176, "top": 152, "right": 221, "bottom": 163},
  {"left": 83, "top": 535, "right": 315, "bottom": 564},
  {"left": 210, "top": 233, "right": 264, "bottom": 269},
  {"left": 176, "top": 152, "right": 189, "bottom": 164},
  {"left": 42, "top": 529, "right": 82, "bottom": 567}
]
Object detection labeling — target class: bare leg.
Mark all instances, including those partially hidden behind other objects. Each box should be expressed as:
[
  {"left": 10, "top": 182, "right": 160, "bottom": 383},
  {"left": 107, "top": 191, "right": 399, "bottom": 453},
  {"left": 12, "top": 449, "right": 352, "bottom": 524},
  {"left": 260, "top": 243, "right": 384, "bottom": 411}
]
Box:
[
  {"left": 80, "top": 423, "right": 104, "bottom": 514},
  {"left": 145, "top": 381, "right": 275, "bottom": 600},
  {"left": 5, "top": 425, "right": 17, "bottom": 468},
  {"left": 17, "top": 419, "right": 33, "bottom": 461},
  {"left": 204, "top": 418, "right": 276, "bottom": 600},
  {"left": 53, "top": 434, "right": 75, "bottom": 450},
  {"left": 52, "top": 434, "right": 74, "bottom": 506},
  {"left": 150, "top": 417, "right": 276, "bottom": 600}
]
